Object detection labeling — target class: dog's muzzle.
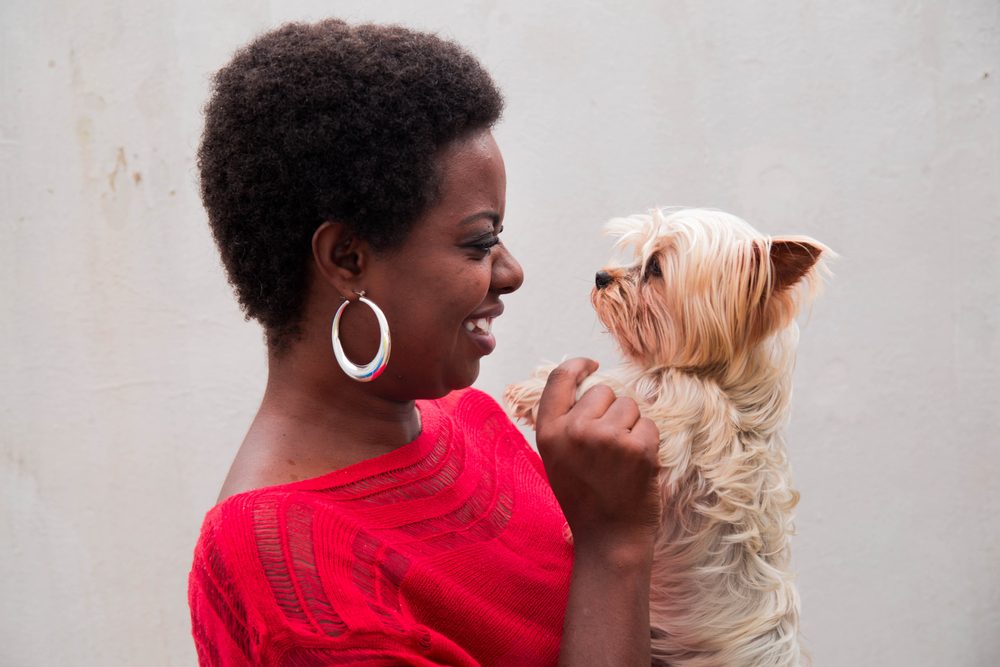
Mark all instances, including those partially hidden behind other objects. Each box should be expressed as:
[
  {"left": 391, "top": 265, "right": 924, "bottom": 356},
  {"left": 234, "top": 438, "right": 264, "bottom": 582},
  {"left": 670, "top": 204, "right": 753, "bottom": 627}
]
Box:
[{"left": 595, "top": 270, "right": 613, "bottom": 290}]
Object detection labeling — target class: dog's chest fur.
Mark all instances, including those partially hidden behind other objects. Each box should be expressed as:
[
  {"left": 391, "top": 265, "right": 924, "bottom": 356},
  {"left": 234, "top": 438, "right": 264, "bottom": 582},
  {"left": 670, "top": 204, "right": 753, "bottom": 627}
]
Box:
[{"left": 640, "top": 357, "right": 801, "bottom": 666}]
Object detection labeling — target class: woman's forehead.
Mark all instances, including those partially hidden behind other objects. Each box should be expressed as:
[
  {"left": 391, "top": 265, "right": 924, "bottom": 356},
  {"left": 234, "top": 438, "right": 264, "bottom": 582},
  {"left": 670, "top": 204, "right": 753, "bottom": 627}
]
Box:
[{"left": 432, "top": 131, "right": 506, "bottom": 218}]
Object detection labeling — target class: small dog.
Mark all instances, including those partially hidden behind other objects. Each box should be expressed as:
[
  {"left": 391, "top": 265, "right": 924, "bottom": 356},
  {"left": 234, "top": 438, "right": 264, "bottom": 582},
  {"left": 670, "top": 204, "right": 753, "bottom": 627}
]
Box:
[{"left": 505, "top": 208, "right": 830, "bottom": 667}]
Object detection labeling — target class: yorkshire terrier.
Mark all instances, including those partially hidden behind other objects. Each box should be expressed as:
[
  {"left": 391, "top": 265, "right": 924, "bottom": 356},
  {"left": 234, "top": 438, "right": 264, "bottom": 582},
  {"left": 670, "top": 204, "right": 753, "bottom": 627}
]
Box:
[{"left": 505, "top": 208, "right": 831, "bottom": 666}]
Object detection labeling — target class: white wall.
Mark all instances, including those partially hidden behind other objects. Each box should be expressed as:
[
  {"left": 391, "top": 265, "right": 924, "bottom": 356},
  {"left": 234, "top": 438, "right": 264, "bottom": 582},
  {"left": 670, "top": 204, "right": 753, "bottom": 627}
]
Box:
[{"left": 2, "top": 1, "right": 997, "bottom": 665}]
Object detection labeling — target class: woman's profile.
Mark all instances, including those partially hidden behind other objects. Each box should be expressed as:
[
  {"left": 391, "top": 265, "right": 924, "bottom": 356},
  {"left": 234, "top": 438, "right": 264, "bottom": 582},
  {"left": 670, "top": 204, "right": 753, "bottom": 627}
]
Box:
[{"left": 189, "top": 19, "right": 661, "bottom": 666}]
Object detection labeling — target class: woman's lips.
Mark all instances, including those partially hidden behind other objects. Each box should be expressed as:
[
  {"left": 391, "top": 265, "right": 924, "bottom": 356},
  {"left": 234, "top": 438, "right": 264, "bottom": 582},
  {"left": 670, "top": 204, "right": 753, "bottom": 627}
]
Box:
[{"left": 463, "top": 316, "right": 496, "bottom": 354}]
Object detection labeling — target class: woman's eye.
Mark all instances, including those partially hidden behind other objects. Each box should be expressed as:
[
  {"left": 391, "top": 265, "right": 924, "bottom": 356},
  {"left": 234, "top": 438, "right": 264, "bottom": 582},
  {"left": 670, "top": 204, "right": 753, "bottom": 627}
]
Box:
[
  {"left": 645, "top": 257, "right": 662, "bottom": 279},
  {"left": 469, "top": 236, "right": 501, "bottom": 255},
  {"left": 468, "top": 226, "right": 503, "bottom": 256}
]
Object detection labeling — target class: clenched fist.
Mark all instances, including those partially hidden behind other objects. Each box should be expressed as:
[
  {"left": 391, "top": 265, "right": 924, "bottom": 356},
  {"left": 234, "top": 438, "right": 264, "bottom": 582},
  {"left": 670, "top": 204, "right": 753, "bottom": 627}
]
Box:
[{"left": 535, "top": 358, "right": 661, "bottom": 560}]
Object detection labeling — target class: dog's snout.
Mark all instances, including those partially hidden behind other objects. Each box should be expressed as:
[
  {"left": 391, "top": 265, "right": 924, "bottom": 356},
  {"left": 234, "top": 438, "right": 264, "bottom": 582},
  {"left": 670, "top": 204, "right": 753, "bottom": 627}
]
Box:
[{"left": 595, "top": 271, "right": 613, "bottom": 290}]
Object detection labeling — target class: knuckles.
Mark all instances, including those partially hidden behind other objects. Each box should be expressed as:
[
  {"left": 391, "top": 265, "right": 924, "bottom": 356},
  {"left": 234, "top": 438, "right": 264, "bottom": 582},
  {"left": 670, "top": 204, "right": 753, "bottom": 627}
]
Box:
[
  {"left": 583, "top": 383, "right": 616, "bottom": 403},
  {"left": 563, "top": 420, "right": 587, "bottom": 443},
  {"left": 615, "top": 394, "right": 638, "bottom": 410},
  {"left": 536, "top": 375, "right": 660, "bottom": 481}
]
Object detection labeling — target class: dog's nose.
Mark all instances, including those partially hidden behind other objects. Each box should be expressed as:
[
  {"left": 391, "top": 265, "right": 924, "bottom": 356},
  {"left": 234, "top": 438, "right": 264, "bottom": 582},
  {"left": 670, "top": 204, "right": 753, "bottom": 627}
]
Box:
[{"left": 595, "top": 271, "right": 613, "bottom": 290}]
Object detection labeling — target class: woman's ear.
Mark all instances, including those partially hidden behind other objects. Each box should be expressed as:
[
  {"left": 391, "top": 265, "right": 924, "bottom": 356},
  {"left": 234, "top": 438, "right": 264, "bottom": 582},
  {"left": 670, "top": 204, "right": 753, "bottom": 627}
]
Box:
[{"left": 312, "top": 221, "right": 370, "bottom": 299}]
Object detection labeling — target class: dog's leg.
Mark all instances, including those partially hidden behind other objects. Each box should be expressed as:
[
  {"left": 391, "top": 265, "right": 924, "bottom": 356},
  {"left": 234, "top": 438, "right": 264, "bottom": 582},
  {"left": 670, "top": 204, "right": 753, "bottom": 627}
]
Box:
[{"left": 503, "top": 364, "right": 557, "bottom": 428}]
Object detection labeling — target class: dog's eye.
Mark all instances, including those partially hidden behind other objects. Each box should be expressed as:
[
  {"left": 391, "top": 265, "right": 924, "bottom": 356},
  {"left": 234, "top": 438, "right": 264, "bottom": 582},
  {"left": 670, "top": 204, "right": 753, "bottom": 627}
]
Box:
[{"left": 645, "top": 257, "right": 662, "bottom": 279}]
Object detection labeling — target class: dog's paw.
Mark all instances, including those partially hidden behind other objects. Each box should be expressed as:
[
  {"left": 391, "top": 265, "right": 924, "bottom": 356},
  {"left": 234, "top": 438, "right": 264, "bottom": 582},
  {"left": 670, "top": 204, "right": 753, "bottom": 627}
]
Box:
[{"left": 503, "top": 364, "right": 557, "bottom": 428}]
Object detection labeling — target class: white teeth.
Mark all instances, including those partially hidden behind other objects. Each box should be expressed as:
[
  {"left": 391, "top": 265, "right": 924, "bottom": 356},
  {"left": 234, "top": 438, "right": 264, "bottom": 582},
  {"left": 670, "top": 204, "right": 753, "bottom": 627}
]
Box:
[{"left": 464, "top": 317, "right": 493, "bottom": 334}]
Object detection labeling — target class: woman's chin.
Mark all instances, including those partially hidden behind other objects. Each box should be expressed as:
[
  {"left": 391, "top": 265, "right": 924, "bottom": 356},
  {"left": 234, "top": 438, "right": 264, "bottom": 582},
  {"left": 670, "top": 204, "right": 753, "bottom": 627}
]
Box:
[{"left": 445, "top": 361, "right": 482, "bottom": 395}]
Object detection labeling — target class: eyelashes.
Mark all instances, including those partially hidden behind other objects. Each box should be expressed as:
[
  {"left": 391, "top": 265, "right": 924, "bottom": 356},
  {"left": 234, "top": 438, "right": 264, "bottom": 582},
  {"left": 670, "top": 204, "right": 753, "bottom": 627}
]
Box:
[
  {"left": 468, "top": 225, "right": 504, "bottom": 255},
  {"left": 471, "top": 236, "right": 501, "bottom": 252}
]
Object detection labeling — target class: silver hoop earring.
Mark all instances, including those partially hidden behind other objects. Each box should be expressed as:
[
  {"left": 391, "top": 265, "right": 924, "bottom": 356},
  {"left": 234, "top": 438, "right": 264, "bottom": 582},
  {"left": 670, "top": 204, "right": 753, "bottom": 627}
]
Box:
[{"left": 331, "top": 291, "right": 391, "bottom": 382}]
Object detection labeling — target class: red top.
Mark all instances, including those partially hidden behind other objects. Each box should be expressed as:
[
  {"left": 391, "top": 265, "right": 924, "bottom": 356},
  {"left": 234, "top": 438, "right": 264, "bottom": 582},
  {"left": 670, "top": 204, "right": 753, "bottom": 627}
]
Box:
[{"left": 189, "top": 388, "right": 573, "bottom": 666}]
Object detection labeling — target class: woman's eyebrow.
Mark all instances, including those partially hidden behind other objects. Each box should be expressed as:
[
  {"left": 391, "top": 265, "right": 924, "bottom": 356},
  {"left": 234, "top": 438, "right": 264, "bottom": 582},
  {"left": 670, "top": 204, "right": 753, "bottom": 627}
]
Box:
[{"left": 459, "top": 210, "right": 501, "bottom": 226}]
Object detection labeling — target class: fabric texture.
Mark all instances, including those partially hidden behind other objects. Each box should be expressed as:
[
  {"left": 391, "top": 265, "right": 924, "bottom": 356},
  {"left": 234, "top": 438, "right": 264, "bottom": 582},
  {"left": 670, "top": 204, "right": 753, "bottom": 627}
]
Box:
[{"left": 189, "top": 388, "right": 573, "bottom": 666}]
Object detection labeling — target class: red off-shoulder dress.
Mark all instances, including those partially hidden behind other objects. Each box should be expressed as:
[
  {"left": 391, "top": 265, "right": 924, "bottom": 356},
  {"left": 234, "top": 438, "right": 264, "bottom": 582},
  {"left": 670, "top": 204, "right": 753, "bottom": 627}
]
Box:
[{"left": 189, "top": 388, "right": 573, "bottom": 666}]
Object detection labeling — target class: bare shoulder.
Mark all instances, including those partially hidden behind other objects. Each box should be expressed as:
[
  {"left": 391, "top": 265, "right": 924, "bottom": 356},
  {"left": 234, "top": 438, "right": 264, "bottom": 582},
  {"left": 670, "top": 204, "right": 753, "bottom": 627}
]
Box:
[
  {"left": 215, "top": 418, "right": 370, "bottom": 503},
  {"left": 216, "top": 440, "right": 293, "bottom": 503},
  {"left": 215, "top": 422, "right": 324, "bottom": 503}
]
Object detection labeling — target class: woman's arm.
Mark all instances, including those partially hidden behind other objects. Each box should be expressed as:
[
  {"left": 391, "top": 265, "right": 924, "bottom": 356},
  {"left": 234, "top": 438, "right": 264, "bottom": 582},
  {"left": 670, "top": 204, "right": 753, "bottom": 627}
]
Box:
[{"left": 535, "top": 358, "right": 662, "bottom": 667}]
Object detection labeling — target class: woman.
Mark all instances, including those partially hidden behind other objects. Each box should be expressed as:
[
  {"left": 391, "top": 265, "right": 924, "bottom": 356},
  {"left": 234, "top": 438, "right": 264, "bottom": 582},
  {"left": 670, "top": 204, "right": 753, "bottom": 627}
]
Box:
[{"left": 189, "top": 19, "right": 661, "bottom": 666}]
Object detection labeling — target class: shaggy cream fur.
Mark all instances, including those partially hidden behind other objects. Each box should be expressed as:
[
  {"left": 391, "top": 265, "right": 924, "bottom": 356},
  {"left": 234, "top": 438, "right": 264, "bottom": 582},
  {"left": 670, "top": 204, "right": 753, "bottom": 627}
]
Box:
[{"left": 505, "top": 208, "right": 831, "bottom": 667}]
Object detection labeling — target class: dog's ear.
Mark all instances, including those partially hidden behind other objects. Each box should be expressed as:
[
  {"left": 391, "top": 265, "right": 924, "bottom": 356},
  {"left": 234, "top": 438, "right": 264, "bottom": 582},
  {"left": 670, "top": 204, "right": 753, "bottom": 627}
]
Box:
[
  {"left": 749, "top": 236, "right": 829, "bottom": 339},
  {"left": 769, "top": 238, "right": 825, "bottom": 293}
]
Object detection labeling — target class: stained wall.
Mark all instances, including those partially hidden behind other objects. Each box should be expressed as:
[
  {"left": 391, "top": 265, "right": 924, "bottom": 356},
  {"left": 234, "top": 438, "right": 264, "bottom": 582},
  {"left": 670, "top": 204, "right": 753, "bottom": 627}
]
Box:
[{"left": 2, "top": 1, "right": 997, "bottom": 664}]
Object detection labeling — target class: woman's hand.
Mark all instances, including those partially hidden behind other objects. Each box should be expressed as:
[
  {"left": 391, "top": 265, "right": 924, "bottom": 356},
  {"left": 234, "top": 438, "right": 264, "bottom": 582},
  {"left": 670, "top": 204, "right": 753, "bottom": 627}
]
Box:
[
  {"left": 535, "top": 357, "right": 661, "bottom": 667},
  {"left": 536, "top": 357, "right": 662, "bottom": 557}
]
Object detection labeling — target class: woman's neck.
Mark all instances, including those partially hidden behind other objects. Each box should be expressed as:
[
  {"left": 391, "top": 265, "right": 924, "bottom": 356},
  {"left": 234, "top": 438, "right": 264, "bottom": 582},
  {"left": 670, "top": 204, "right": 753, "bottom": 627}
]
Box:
[
  {"left": 263, "top": 337, "right": 422, "bottom": 451},
  {"left": 216, "top": 337, "right": 421, "bottom": 502}
]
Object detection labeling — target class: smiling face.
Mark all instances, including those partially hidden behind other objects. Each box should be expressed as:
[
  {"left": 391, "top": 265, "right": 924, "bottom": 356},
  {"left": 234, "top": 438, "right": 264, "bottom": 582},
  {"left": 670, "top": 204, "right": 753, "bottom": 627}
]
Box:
[{"left": 350, "top": 130, "right": 523, "bottom": 398}]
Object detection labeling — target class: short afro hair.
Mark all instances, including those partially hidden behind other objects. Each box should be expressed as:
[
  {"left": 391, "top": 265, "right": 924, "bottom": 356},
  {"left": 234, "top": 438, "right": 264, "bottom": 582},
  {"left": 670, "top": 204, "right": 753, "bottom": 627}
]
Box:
[{"left": 198, "top": 20, "right": 504, "bottom": 350}]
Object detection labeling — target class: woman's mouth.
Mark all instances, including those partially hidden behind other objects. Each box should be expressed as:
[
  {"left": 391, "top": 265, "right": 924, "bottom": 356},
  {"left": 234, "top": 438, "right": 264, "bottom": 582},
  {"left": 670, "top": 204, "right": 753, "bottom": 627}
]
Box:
[
  {"left": 464, "top": 317, "right": 492, "bottom": 335},
  {"left": 463, "top": 316, "right": 496, "bottom": 354}
]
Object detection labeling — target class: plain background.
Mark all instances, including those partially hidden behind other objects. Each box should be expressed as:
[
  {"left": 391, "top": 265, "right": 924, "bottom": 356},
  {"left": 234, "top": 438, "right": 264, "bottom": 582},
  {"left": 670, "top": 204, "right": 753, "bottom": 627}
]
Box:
[{"left": 2, "top": 1, "right": 998, "bottom": 665}]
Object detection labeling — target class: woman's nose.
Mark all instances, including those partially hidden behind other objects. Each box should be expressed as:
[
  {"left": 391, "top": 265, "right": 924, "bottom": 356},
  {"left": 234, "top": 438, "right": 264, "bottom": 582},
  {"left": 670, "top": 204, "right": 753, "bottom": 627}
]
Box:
[{"left": 492, "top": 244, "right": 524, "bottom": 295}]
